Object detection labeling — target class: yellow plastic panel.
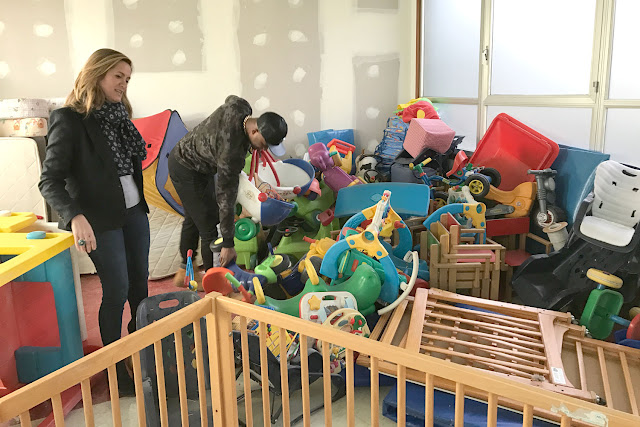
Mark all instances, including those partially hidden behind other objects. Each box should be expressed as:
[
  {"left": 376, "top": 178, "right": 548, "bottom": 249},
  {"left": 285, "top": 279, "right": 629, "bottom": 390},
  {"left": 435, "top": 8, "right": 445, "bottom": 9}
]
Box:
[
  {"left": 0, "top": 212, "right": 37, "bottom": 233},
  {"left": 0, "top": 232, "right": 73, "bottom": 286}
]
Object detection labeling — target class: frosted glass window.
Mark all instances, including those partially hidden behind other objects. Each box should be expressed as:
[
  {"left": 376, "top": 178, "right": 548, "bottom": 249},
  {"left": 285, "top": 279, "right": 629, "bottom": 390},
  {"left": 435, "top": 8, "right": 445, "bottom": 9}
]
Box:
[
  {"left": 491, "top": 0, "right": 596, "bottom": 95},
  {"left": 433, "top": 103, "right": 478, "bottom": 151},
  {"left": 422, "top": 0, "right": 481, "bottom": 98},
  {"left": 608, "top": 0, "right": 640, "bottom": 99},
  {"left": 604, "top": 109, "right": 640, "bottom": 167},
  {"left": 486, "top": 106, "right": 592, "bottom": 150}
]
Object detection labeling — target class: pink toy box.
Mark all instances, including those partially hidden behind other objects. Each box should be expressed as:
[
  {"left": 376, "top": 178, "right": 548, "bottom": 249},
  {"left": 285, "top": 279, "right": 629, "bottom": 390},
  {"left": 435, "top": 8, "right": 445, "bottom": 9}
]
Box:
[{"left": 402, "top": 118, "right": 455, "bottom": 158}]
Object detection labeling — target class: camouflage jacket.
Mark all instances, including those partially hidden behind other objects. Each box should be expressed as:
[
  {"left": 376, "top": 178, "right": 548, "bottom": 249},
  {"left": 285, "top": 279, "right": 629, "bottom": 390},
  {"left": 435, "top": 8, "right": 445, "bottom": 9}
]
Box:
[{"left": 173, "top": 95, "right": 252, "bottom": 247}]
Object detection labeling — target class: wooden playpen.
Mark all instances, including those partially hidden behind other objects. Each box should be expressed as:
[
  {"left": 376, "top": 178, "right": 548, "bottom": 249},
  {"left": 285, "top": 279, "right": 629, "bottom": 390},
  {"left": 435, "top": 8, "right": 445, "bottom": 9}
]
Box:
[{"left": 1, "top": 292, "right": 639, "bottom": 426}]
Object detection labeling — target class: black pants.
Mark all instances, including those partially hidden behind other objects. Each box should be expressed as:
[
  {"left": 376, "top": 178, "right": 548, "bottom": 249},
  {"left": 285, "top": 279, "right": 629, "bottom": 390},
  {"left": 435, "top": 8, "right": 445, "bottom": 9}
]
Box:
[
  {"left": 168, "top": 150, "right": 219, "bottom": 271},
  {"left": 88, "top": 202, "right": 150, "bottom": 347}
]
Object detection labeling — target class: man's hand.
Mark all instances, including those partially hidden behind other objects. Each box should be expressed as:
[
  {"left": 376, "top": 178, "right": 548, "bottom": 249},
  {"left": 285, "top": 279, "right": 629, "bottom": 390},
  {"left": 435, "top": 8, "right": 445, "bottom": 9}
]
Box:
[{"left": 220, "top": 247, "right": 237, "bottom": 267}]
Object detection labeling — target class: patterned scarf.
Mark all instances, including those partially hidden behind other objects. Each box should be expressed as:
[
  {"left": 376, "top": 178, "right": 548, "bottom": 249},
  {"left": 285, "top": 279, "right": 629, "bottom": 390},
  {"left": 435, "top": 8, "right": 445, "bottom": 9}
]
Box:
[{"left": 93, "top": 102, "right": 147, "bottom": 177}]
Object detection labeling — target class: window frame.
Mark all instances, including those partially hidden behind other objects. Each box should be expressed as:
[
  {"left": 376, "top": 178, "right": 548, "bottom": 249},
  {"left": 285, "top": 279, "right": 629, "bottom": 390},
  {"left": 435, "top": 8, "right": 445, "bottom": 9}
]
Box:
[{"left": 415, "top": 0, "right": 640, "bottom": 152}]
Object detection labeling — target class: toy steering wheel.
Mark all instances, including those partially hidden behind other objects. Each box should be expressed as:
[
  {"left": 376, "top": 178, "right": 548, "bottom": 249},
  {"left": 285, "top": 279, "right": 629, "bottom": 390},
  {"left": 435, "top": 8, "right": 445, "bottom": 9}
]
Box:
[{"left": 339, "top": 210, "right": 412, "bottom": 259}]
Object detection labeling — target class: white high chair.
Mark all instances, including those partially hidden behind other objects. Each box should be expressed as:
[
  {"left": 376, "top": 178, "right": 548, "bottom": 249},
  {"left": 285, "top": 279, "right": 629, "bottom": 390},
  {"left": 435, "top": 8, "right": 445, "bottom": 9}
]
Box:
[{"left": 574, "top": 160, "right": 640, "bottom": 252}]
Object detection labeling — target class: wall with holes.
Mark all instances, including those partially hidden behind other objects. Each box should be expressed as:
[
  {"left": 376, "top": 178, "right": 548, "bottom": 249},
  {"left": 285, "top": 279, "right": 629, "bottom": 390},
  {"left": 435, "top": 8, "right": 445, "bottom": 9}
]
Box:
[{"left": 0, "top": 0, "right": 414, "bottom": 156}]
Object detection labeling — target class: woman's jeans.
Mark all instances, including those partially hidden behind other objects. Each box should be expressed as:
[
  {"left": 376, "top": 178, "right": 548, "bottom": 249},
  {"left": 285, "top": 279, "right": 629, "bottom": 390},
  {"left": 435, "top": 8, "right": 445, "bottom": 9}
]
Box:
[
  {"left": 89, "top": 202, "right": 150, "bottom": 346},
  {"left": 168, "top": 150, "right": 219, "bottom": 271}
]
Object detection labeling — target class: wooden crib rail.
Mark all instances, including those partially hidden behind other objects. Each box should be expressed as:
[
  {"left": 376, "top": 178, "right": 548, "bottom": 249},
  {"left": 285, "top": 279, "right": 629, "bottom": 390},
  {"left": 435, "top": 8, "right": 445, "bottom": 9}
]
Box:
[
  {"left": 2, "top": 292, "right": 640, "bottom": 426},
  {"left": 0, "top": 295, "right": 218, "bottom": 426},
  {"left": 215, "top": 296, "right": 639, "bottom": 427}
]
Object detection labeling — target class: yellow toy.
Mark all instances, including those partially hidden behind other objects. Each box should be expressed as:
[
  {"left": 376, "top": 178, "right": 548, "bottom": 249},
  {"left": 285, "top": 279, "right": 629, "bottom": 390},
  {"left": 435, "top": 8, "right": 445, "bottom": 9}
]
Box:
[
  {"left": 485, "top": 181, "right": 537, "bottom": 218},
  {"left": 0, "top": 211, "right": 37, "bottom": 233}
]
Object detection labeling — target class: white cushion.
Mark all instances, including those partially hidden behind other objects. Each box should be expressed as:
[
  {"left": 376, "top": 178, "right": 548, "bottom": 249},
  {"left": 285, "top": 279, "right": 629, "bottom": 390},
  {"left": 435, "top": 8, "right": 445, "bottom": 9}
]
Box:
[{"left": 580, "top": 216, "right": 635, "bottom": 247}]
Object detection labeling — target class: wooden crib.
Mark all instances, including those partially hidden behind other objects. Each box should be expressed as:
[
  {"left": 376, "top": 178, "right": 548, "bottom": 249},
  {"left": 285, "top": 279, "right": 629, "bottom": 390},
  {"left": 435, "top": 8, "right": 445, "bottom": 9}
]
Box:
[{"left": 0, "top": 292, "right": 638, "bottom": 426}]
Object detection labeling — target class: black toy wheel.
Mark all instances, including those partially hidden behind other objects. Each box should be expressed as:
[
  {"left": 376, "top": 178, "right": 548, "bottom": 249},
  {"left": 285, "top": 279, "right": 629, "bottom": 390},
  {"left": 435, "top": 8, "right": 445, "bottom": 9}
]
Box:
[
  {"left": 532, "top": 204, "right": 567, "bottom": 232},
  {"left": 433, "top": 191, "right": 448, "bottom": 209},
  {"left": 465, "top": 174, "right": 490, "bottom": 198},
  {"left": 481, "top": 167, "right": 501, "bottom": 188}
]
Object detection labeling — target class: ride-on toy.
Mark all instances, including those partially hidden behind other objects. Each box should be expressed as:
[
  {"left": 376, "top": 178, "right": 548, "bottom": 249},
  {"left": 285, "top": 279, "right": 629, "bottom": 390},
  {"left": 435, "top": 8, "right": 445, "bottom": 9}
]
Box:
[
  {"left": 528, "top": 168, "right": 567, "bottom": 231},
  {"left": 579, "top": 269, "right": 640, "bottom": 340},
  {"left": 446, "top": 151, "right": 501, "bottom": 198}
]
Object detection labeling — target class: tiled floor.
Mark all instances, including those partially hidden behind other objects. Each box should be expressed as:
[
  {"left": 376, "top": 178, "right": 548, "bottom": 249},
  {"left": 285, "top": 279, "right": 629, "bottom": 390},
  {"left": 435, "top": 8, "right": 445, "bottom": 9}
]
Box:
[{"left": 60, "top": 381, "right": 399, "bottom": 426}]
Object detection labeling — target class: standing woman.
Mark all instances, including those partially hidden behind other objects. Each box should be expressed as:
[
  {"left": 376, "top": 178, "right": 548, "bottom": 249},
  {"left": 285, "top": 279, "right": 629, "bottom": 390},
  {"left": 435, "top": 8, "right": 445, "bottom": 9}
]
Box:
[{"left": 39, "top": 49, "right": 149, "bottom": 388}]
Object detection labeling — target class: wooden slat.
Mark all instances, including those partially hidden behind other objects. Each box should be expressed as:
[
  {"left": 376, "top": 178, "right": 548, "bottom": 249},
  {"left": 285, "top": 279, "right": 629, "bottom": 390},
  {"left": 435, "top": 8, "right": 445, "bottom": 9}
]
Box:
[
  {"left": 523, "top": 404, "right": 533, "bottom": 427},
  {"left": 0, "top": 298, "right": 213, "bottom": 423},
  {"left": 371, "top": 357, "right": 380, "bottom": 426},
  {"left": 487, "top": 392, "right": 497, "bottom": 426},
  {"left": 80, "top": 378, "right": 94, "bottom": 427},
  {"left": 107, "top": 365, "right": 122, "bottom": 427},
  {"left": 381, "top": 299, "right": 409, "bottom": 344},
  {"left": 174, "top": 329, "right": 189, "bottom": 426},
  {"left": 425, "top": 373, "right": 434, "bottom": 427},
  {"left": 425, "top": 301, "right": 540, "bottom": 329},
  {"left": 426, "top": 311, "right": 542, "bottom": 339},
  {"left": 454, "top": 383, "right": 464, "bottom": 427},
  {"left": 420, "top": 333, "right": 547, "bottom": 364},
  {"left": 131, "top": 352, "right": 146, "bottom": 427},
  {"left": 52, "top": 393, "right": 65, "bottom": 427},
  {"left": 321, "top": 340, "right": 332, "bottom": 427},
  {"left": 369, "top": 312, "right": 391, "bottom": 341},
  {"left": 346, "top": 349, "right": 355, "bottom": 427},
  {"left": 619, "top": 352, "right": 639, "bottom": 415},
  {"left": 597, "top": 346, "right": 613, "bottom": 408},
  {"left": 419, "top": 345, "right": 549, "bottom": 375},
  {"left": 397, "top": 365, "right": 406, "bottom": 427},
  {"left": 405, "top": 288, "right": 429, "bottom": 352},
  {"left": 279, "top": 327, "right": 291, "bottom": 427},
  {"left": 423, "top": 321, "right": 546, "bottom": 352},
  {"left": 19, "top": 411, "right": 31, "bottom": 426},
  {"left": 205, "top": 311, "right": 224, "bottom": 427},
  {"left": 300, "top": 334, "right": 311, "bottom": 427},
  {"left": 154, "top": 340, "right": 169, "bottom": 426},
  {"left": 258, "top": 322, "right": 271, "bottom": 426},
  {"left": 575, "top": 341, "right": 588, "bottom": 392},
  {"left": 240, "top": 318, "right": 253, "bottom": 427},
  {"left": 192, "top": 320, "right": 208, "bottom": 427},
  {"left": 560, "top": 414, "right": 571, "bottom": 426}
]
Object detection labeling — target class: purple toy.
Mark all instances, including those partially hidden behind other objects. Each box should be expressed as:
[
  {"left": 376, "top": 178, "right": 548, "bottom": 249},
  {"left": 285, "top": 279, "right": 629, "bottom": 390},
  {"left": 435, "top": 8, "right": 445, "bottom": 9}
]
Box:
[{"left": 308, "top": 142, "right": 361, "bottom": 193}]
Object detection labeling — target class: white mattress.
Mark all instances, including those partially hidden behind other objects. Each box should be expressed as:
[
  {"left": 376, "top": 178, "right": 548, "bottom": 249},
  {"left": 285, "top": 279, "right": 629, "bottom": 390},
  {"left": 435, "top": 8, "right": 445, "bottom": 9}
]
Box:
[
  {"left": 0, "top": 98, "right": 50, "bottom": 119},
  {"left": 147, "top": 204, "right": 202, "bottom": 280},
  {"left": 0, "top": 137, "right": 47, "bottom": 217}
]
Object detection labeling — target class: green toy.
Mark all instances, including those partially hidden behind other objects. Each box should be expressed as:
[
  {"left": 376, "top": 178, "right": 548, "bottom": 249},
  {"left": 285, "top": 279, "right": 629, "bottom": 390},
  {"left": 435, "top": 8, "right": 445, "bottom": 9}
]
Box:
[
  {"left": 254, "top": 253, "right": 293, "bottom": 284},
  {"left": 233, "top": 217, "right": 261, "bottom": 269},
  {"left": 334, "top": 248, "right": 386, "bottom": 284},
  {"left": 252, "top": 259, "right": 381, "bottom": 316},
  {"left": 579, "top": 269, "right": 625, "bottom": 340}
]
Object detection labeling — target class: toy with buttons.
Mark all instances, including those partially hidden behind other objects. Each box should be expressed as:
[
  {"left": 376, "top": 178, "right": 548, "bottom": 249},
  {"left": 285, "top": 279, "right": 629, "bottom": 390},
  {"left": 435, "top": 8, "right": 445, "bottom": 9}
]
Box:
[
  {"left": 316, "top": 308, "right": 370, "bottom": 374},
  {"left": 299, "top": 291, "right": 357, "bottom": 324}
]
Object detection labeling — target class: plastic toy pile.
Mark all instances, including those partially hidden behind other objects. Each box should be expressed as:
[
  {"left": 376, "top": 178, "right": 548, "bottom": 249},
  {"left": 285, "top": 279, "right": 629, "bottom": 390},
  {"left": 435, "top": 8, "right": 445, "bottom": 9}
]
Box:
[{"left": 195, "top": 98, "right": 640, "bottom": 379}]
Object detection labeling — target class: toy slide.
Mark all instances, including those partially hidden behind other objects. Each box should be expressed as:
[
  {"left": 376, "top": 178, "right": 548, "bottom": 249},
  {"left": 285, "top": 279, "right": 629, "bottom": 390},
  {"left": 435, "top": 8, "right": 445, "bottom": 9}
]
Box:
[
  {"left": 334, "top": 183, "right": 430, "bottom": 218},
  {"left": 236, "top": 171, "right": 295, "bottom": 227}
]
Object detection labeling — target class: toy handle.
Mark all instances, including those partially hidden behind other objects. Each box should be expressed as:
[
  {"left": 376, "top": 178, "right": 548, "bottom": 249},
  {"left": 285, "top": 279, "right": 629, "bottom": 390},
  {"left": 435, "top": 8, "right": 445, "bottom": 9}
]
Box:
[
  {"left": 224, "top": 272, "right": 241, "bottom": 291},
  {"left": 377, "top": 251, "right": 419, "bottom": 315},
  {"left": 610, "top": 315, "right": 631, "bottom": 328}
]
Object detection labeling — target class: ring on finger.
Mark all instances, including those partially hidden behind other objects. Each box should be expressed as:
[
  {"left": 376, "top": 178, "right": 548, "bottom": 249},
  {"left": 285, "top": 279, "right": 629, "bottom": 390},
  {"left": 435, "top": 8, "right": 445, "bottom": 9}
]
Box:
[{"left": 78, "top": 239, "right": 86, "bottom": 246}]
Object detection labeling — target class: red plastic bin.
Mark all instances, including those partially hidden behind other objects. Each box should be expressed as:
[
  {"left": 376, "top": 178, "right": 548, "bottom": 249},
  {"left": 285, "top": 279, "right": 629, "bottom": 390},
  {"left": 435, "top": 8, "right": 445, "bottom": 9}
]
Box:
[{"left": 470, "top": 113, "right": 560, "bottom": 191}]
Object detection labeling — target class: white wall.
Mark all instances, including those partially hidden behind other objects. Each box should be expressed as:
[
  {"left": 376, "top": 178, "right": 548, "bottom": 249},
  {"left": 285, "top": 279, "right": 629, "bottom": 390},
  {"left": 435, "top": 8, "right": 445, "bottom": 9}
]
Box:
[{"left": 1, "top": 0, "right": 416, "bottom": 155}]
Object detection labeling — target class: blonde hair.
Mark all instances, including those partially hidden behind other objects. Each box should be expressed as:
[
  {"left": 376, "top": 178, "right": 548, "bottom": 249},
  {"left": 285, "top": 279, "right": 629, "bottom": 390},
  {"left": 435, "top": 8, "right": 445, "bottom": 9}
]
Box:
[{"left": 65, "top": 48, "right": 133, "bottom": 117}]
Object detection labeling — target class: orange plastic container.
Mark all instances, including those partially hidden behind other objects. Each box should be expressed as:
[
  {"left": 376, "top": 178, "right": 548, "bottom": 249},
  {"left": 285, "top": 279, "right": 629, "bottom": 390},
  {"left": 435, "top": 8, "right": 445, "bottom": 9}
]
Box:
[{"left": 471, "top": 113, "right": 559, "bottom": 191}]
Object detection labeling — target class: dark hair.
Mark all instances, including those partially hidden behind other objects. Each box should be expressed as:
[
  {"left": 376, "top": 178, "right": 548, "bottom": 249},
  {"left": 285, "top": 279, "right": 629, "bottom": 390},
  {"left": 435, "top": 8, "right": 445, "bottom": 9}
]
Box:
[{"left": 257, "top": 112, "right": 287, "bottom": 146}]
